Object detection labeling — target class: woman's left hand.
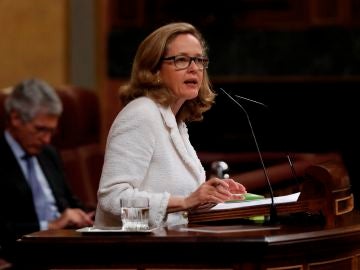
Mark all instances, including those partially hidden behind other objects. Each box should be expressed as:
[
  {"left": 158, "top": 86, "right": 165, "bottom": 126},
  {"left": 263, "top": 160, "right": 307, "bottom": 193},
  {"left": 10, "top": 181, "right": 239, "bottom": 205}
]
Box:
[
  {"left": 204, "top": 177, "right": 247, "bottom": 203},
  {"left": 217, "top": 179, "right": 246, "bottom": 200},
  {"left": 180, "top": 177, "right": 248, "bottom": 212},
  {"left": 217, "top": 178, "right": 247, "bottom": 201}
]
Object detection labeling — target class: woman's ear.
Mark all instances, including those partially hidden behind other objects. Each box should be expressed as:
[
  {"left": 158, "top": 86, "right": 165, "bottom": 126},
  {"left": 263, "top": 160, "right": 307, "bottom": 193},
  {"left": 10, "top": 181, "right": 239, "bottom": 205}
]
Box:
[{"left": 156, "top": 71, "right": 161, "bottom": 84}]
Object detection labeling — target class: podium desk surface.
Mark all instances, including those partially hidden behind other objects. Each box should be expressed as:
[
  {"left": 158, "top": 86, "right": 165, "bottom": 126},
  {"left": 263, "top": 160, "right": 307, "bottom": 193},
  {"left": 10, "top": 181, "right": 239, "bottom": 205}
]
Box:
[{"left": 16, "top": 211, "right": 360, "bottom": 270}]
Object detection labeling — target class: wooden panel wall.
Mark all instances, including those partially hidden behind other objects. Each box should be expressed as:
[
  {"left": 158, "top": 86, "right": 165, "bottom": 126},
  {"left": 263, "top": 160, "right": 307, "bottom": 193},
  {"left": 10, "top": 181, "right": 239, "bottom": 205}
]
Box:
[{"left": 0, "top": 0, "right": 68, "bottom": 88}]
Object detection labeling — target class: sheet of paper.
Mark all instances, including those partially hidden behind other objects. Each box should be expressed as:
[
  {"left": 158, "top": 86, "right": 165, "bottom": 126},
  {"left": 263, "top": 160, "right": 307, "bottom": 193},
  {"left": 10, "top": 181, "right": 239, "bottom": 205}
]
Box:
[
  {"left": 177, "top": 225, "right": 281, "bottom": 234},
  {"left": 211, "top": 192, "right": 301, "bottom": 211}
]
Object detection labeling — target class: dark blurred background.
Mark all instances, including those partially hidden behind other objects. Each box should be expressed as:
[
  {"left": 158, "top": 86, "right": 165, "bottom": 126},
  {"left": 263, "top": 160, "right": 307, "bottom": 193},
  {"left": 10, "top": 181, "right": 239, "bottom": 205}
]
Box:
[
  {"left": 107, "top": 0, "right": 360, "bottom": 154},
  {"left": 105, "top": 0, "right": 360, "bottom": 198}
]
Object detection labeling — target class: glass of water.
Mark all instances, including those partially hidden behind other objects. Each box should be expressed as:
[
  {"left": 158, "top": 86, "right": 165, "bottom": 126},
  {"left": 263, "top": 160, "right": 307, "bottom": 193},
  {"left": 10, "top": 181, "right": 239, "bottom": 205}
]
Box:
[{"left": 120, "top": 197, "right": 150, "bottom": 231}]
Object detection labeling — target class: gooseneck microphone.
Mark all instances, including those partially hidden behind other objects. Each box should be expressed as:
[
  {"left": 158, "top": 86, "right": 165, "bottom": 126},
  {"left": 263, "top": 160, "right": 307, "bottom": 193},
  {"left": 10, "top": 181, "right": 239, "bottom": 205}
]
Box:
[
  {"left": 219, "top": 88, "right": 278, "bottom": 224},
  {"left": 287, "top": 154, "right": 301, "bottom": 192},
  {"left": 234, "top": 94, "right": 268, "bottom": 108},
  {"left": 235, "top": 94, "right": 301, "bottom": 192}
]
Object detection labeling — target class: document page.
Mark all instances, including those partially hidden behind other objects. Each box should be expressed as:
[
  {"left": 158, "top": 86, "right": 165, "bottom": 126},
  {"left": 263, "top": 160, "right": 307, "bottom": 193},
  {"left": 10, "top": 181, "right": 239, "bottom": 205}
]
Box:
[
  {"left": 211, "top": 192, "right": 301, "bottom": 211},
  {"left": 177, "top": 224, "right": 281, "bottom": 233}
]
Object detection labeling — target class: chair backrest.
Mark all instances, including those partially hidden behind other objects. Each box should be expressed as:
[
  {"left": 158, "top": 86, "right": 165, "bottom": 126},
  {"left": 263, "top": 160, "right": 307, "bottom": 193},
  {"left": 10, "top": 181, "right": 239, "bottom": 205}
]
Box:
[
  {"left": 0, "top": 87, "right": 12, "bottom": 132},
  {"left": 53, "top": 85, "right": 103, "bottom": 209},
  {"left": 53, "top": 86, "right": 101, "bottom": 148}
]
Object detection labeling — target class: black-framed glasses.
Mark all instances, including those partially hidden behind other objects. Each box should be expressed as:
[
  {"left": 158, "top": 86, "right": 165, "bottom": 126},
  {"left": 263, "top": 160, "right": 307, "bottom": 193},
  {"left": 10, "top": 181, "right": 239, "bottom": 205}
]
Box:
[{"left": 162, "top": 55, "right": 209, "bottom": 70}]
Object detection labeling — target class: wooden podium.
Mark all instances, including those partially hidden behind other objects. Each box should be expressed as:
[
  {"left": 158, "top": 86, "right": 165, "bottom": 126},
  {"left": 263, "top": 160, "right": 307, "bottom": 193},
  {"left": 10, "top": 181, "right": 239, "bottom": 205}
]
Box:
[{"left": 188, "top": 159, "right": 354, "bottom": 227}]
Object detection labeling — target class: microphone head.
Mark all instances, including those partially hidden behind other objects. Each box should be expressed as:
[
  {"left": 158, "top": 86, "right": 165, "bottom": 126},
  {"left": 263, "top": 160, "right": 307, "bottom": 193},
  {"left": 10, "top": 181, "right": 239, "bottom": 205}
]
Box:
[{"left": 211, "top": 161, "right": 229, "bottom": 178}]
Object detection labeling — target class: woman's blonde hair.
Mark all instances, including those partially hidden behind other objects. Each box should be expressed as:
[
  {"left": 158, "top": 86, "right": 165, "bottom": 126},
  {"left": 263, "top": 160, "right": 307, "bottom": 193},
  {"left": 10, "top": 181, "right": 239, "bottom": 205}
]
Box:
[{"left": 119, "top": 22, "right": 215, "bottom": 122}]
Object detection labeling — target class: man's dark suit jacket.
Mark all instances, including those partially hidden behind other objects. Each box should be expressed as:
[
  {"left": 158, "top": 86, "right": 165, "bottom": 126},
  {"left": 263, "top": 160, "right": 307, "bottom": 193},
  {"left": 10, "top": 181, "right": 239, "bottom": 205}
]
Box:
[{"left": 0, "top": 134, "right": 83, "bottom": 254}]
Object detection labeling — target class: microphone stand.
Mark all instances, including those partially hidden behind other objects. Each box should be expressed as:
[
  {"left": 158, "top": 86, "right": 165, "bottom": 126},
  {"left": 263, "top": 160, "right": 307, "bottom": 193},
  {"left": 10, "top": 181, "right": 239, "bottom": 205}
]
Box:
[{"left": 220, "top": 88, "right": 278, "bottom": 224}]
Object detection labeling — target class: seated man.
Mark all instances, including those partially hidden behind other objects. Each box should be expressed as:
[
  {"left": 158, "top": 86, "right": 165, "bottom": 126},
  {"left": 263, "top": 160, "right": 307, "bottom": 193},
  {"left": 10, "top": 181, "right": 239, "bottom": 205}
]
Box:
[{"left": 0, "top": 78, "right": 94, "bottom": 264}]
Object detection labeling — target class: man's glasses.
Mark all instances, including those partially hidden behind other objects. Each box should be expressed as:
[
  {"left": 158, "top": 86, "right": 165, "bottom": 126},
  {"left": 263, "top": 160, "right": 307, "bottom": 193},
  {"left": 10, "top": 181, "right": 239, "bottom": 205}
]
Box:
[
  {"left": 162, "top": 55, "right": 209, "bottom": 70},
  {"left": 29, "top": 123, "right": 57, "bottom": 136}
]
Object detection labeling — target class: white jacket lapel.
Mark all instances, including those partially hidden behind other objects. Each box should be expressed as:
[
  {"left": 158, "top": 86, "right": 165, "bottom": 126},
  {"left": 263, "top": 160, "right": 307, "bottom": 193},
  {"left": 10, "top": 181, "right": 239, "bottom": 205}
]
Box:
[{"left": 158, "top": 105, "right": 205, "bottom": 184}]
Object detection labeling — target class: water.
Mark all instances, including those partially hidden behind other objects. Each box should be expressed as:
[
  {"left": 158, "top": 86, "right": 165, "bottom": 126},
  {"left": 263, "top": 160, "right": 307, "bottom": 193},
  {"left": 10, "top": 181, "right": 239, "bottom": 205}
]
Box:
[{"left": 121, "top": 207, "right": 150, "bottom": 231}]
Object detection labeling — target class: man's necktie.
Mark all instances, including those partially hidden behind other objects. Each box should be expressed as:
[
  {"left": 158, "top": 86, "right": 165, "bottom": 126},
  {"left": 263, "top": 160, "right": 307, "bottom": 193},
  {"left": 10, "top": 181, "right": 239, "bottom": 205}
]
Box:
[{"left": 23, "top": 155, "right": 55, "bottom": 221}]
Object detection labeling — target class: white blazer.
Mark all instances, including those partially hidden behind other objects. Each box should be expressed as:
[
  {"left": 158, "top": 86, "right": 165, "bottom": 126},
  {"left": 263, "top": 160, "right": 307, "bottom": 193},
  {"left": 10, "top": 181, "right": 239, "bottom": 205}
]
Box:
[{"left": 94, "top": 97, "right": 206, "bottom": 228}]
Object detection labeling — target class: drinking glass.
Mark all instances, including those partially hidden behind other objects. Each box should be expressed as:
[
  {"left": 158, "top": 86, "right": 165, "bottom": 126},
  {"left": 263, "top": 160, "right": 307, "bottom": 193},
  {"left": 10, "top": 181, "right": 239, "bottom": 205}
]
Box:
[{"left": 120, "top": 197, "right": 150, "bottom": 231}]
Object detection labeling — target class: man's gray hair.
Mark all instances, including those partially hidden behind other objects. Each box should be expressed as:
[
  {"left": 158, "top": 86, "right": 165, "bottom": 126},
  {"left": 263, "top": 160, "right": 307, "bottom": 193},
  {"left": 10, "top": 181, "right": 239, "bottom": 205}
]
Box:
[{"left": 4, "top": 78, "right": 63, "bottom": 122}]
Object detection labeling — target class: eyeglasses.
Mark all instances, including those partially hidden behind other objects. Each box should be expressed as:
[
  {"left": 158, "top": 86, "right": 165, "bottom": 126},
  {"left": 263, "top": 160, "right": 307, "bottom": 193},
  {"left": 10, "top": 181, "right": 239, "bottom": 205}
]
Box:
[
  {"left": 27, "top": 123, "right": 57, "bottom": 137},
  {"left": 33, "top": 124, "right": 57, "bottom": 136},
  {"left": 162, "top": 55, "right": 209, "bottom": 70}
]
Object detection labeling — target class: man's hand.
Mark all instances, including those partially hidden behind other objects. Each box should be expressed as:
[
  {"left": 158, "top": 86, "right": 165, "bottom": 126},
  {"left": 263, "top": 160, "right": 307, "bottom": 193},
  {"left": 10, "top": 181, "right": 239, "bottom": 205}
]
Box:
[{"left": 48, "top": 208, "right": 94, "bottom": 230}]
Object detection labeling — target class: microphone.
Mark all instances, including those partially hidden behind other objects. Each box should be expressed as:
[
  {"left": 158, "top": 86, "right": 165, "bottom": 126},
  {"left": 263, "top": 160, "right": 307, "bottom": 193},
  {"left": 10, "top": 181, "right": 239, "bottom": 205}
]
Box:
[
  {"left": 235, "top": 94, "right": 301, "bottom": 192},
  {"left": 286, "top": 154, "right": 301, "bottom": 192},
  {"left": 234, "top": 94, "right": 268, "bottom": 108},
  {"left": 219, "top": 88, "right": 278, "bottom": 224},
  {"left": 211, "top": 161, "right": 230, "bottom": 179}
]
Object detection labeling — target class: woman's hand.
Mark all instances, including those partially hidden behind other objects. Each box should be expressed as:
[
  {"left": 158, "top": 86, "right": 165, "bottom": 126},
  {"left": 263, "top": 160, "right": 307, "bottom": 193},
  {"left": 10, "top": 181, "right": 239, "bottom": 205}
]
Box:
[
  {"left": 184, "top": 178, "right": 247, "bottom": 210},
  {"left": 221, "top": 178, "right": 247, "bottom": 201}
]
